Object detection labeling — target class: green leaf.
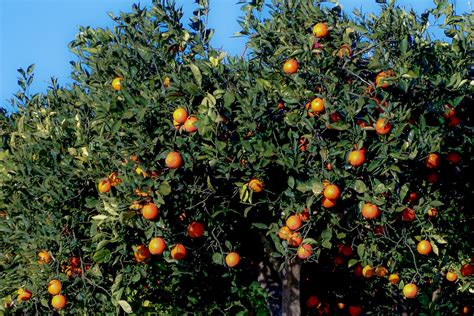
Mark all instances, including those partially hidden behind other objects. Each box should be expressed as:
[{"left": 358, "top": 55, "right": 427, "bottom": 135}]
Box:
[
  {"left": 158, "top": 181, "right": 172, "bottom": 196},
  {"left": 287, "top": 176, "right": 295, "bottom": 189},
  {"left": 117, "top": 300, "right": 133, "bottom": 314},
  {"left": 357, "top": 244, "right": 365, "bottom": 259},
  {"left": 354, "top": 180, "right": 367, "bottom": 193},
  {"left": 189, "top": 64, "right": 202, "bottom": 87}
]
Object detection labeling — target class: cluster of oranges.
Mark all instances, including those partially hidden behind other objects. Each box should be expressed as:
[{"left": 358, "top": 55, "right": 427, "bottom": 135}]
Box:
[
  {"left": 277, "top": 210, "right": 312, "bottom": 258},
  {"left": 172, "top": 107, "right": 198, "bottom": 133}
]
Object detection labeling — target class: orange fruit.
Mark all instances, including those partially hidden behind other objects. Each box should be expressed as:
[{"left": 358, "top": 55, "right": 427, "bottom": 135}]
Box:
[
  {"left": 313, "top": 23, "right": 328, "bottom": 38},
  {"left": 353, "top": 263, "right": 363, "bottom": 277},
  {"left": 51, "top": 294, "right": 67, "bottom": 310},
  {"left": 427, "top": 208, "right": 438, "bottom": 217},
  {"left": 426, "top": 153, "right": 440, "bottom": 169},
  {"left": 163, "top": 76, "right": 171, "bottom": 88},
  {"left": 403, "top": 283, "right": 418, "bottom": 298},
  {"left": 187, "top": 221, "right": 205, "bottom": 238},
  {"left": 165, "top": 151, "right": 183, "bottom": 169},
  {"left": 375, "top": 70, "right": 395, "bottom": 88},
  {"left": 47, "top": 280, "right": 62, "bottom": 295},
  {"left": 361, "top": 203, "right": 380, "bottom": 219},
  {"left": 337, "top": 302, "right": 345, "bottom": 309},
  {"left": 447, "top": 115, "right": 460, "bottom": 127},
  {"left": 38, "top": 250, "right": 51, "bottom": 264},
  {"left": 323, "top": 184, "right": 341, "bottom": 200},
  {"left": 297, "top": 244, "right": 312, "bottom": 259},
  {"left": 446, "top": 271, "right": 458, "bottom": 282},
  {"left": 225, "top": 252, "right": 240, "bottom": 267},
  {"left": 322, "top": 197, "right": 337, "bottom": 208},
  {"left": 97, "top": 179, "right": 111, "bottom": 193},
  {"left": 375, "top": 266, "right": 388, "bottom": 277},
  {"left": 337, "top": 44, "right": 351, "bottom": 58},
  {"left": 417, "top": 240, "right": 432, "bottom": 255},
  {"left": 298, "top": 137, "right": 308, "bottom": 152},
  {"left": 148, "top": 237, "right": 166, "bottom": 255},
  {"left": 348, "top": 150, "right": 365, "bottom": 167},
  {"left": 298, "top": 209, "right": 310, "bottom": 221},
  {"left": 446, "top": 152, "right": 461, "bottom": 165},
  {"left": 277, "top": 100, "right": 285, "bottom": 110},
  {"left": 112, "top": 77, "right": 122, "bottom": 91},
  {"left": 278, "top": 226, "right": 292, "bottom": 240},
  {"left": 375, "top": 118, "right": 391, "bottom": 135},
  {"left": 443, "top": 106, "right": 456, "bottom": 118},
  {"left": 305, "top": 102, "right": 316, "bottom": 117},
  {"left": 310, "top": 97, "right": 325, "bottom": 113},
  {"left": 69, "top": 257, "right": 80, "bottom": 267},
  {"left": 460, "top": 263, "right": 474, "bottom": 277},
  {"left": 333, "top": 255, "right": 345, "bottom": 266},
  {"left": 283, "top": 58, "right": 298, "bottom": 74},
  {"left": 286, "top": 215, "right": 302, "bottom": 230},
  {"left": 17, "top": 288, "right": 32, "bottom": 301},
  {"left": 173, "top": 120, "right": 182, "bottom": 130},
  {"left": 338, "top": 244, "right": 353, "bottom": 257},
  {"left": 406, "top": 192, "right": 418, "bottom": 205},
  {"left": 248, "top": 178, "right": 264, "bottom": 192},
  {"left": 348, "top": 305, "right": 362, "bottom": 316},
  {"left": 388, "top": 273, "right": 400, "bottom": 285},
  {"left": 142, "top": 202, "right": 159, "bottom": 220},
  {"left": 134, "top": 245, "right": 151, "bottom": 263},
  {"left": 362, "top": 265, "right": 375, "bottom": 278},
  {"left": 287, "top": 232, "right": 302, "bottom": 247},
  {"left": 171, "top": 244, "right": 187, "bottom": 260},
  {"left": 173, "top": 107, "right": 188, "bottom": 124},
  {"left": 184, "top": 116, "right": 198, "bottom": 133},
  {"left": 306, "top": 295, "right": 320, "bottom": 308},
  {"left": 401, "top": 208, "right": 415, "bottom": 222}
]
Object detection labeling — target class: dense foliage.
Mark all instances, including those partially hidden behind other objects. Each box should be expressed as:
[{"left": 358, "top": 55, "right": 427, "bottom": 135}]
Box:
[{"left": 1, "top": 0, "right": 472, "bottom": 314}]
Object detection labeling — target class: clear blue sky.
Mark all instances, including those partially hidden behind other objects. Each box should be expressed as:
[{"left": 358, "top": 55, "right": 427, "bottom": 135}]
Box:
[{"left": 0, "top": 0, "right": 469, "bottom": 111}]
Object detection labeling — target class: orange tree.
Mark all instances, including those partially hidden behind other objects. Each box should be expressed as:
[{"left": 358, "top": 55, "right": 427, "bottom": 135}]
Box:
[{"left": 0, "top": 0, "right": 473, "bottom": 314}]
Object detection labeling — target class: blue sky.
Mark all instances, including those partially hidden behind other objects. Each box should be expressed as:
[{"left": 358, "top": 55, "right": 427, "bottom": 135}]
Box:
[{"left": 0, "top": 0, "right": 469, "bottom": 111}]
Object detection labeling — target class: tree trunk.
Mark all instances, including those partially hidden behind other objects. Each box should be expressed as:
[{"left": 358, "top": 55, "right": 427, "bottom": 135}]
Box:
[{"left": 282, "top": 258, "right": 301, "bottom": 316}]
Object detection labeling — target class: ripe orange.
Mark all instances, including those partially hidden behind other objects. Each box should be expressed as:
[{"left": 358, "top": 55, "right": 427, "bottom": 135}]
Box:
[
  {"left": 426, "top": 153, "right": 440, "bottom": 169},
  {"left": 142, "top": 202, "right": 159, "bottom": 220},
  {"left": 375, "top": 266, "right": 388, "bottom": 277},
  {"left": 322, "top": 197, "right": 337, "bottom": 208},
  {"left": 406, "top": 192, "right": 418, "bottom": 205},
  {"left": 51, "top": 294, "right": 67, "bottom": 310},
  {"left": 97, "top": 179, "right": 111, "bottom": 193},
  {"left": 446, "top": 271, "right": 458, "bottom": 282},
  {"left": 184, "top": 116, "right": 198, "bottom": 133},
  {"left": 297, "top": 244, "right": 312, "bottom": 259},
  {"left": 248, "top": 178, "right": 264, "bottom": 192},
  {"left": 337, "top": 44, "right": 351, "bottom": 58},
  {"left": 403, "top": 283, "right": 418, "bottom": 298},
  {"left": 388, "top": 273, "right": 400, "bottom": 285},
  {"left": 148, "top": 237, "right": 166, "bottom": 255},
  {"left": 173, "top": 107, "right": 188, "bottom": 124},
  {"left": 165, "top": 151, "right": 183, "bottom": 169},
  {"left": 187, "top": 221, "right": 205, "bottom": 238},
  {"left": 417, "top": 240, "right": 432, "bottom": 255},
  {"left": 375, "top": 118, "right": 391, "bottom": 135},
  {"left": 48, "top": 280, "right": 62, "bottom": 295},
  {"left": 338, "top": 244, "right": 353, "bottom": 257},
  {"left": 310, "top": 97, "right": 325, "bottom": 113},
  {"left": 305, "top": 102, "right": 316, "bottom": 117},
  {"left": 313, "top": 23, "right": 328, "bottom": 38},
  {"left": 348, "top": 305, "right": 362, "bottom": 316},
  {"left": 286, "top": 215, "right": 302, "bottom": 230},
  {"left": 348, "top": 150, "right": 365, "bottom": 167},
  {"left": 278, "top": 226, "right": 292, "bottom": 240},
  {"left": 225, "top": 252, "right": 240, "bottom": 267},
  {"left": 171, "top": 244, "right": 187, "bottom": 260},
  {"left": 361, "top": 203, "right": 380, "bottom": 219},
  {"left": 447, "top": 115, "right": 460, "bottom": 127},
  {"left": 173, "top": 120, "right": 182, "bottom": 130},
  {"left": 277, "top": 100, "right": 285, "bottom": 110},
  {"left": 460, "top": 263, "right": 474, "bottom": 277},
  {"left": 17, "top": 289, "right": 32, "bottom": 301},
  {"left": 298, "top": 137, "right": 308, "bottom": 152},
  {"left": 163, "top": 76, "right": 171, "bottom": 88},
  {"left": 306, "top": 295, "right": 320, "bottom": 308},
  {"left": 323, "top": 184, "right": 341, "bottom": 200},
  {"left": 112, "top": 77, "right": 122, "bottom": 91},
  {"left": 353, "top": 263, "right": 363, "bottom": 277},
  {"left": 333, "top": 255, "right": 345, "bottom": 266},
  {"left": 69, "top": 257, "right": 80, "bottom": 267},
  {"left": 362, "top": 265, "right": 375, "bottom": 278},
  {"left": 298, "top": 209, "right": 310, "bottom": 221},
  {"left": 375, "top": 70, "right": 395, "bottom": 88},
  {"left": 283, "top": 58, "right": 298, "bottom": 74},
  {"left": 427, "top": 208, "right": 438, "bottom": 217},
  {"left": 38, "top": 251, "right": 51, "bottom": 264},
  {"left": 401, "top": 208, "right": 415, "bottom": 222},
  {"left": 134, "top": 245, "right": 151, "bottom": 263},
  {"left": 446, "top": 152, "right": 461, "bottom": 165},
  {"left": 287, "top": 232, "right": 302, "bottom": 247}
]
